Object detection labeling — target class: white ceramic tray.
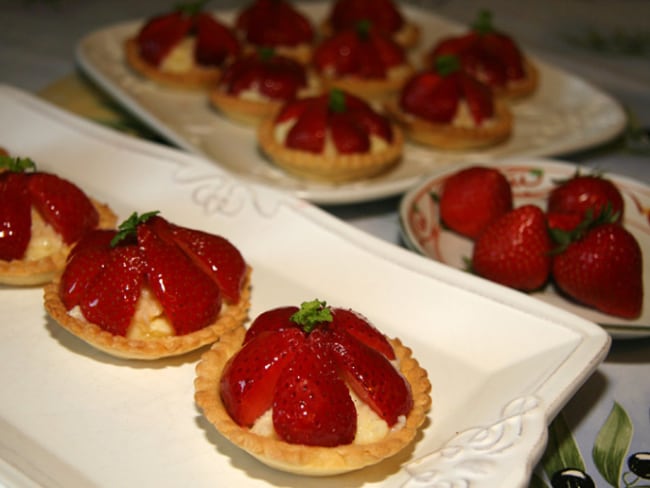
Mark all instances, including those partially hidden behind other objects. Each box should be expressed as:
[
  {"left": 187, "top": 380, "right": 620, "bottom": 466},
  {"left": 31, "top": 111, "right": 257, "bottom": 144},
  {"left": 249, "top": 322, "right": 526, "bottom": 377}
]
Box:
[
  {"left": 75, "top": 2, "right": 627, "bottom": 204},
  {"left": 400, "top": 159, "right": 650, "bottom": 340},
  {"left": 0, "top": 85, "right": 610, "bottom": 488}
]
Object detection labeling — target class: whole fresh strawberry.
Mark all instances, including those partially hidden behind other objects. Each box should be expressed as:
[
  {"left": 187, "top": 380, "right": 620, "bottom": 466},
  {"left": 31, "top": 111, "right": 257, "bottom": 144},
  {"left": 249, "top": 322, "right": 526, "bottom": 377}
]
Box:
[
  {"left": 472, "top": 204, "right": 552, "bottom": 291},
  {"left": 439, "top": 165, "right": 513, "bottom": 240},
  {"left": 551, "top": 218, "right": 642, "bottom": 319},
  {"left": 313, "top": 20, "right": 409, "bottom": 81},
  {"left": 274, "top": 88, "right": 395, "bottom": 154},
  {"left": 219, "top": 300, "right": 413, "bottom": 446},
  {"left": 135, "top": 0, "right": 240, "bottom": 68},
  {"left": 57, "top": 212, "right": 248, "bottom": 337},
  {"left": 236, "top": 0, "right": 314, "bottom": 48},
  {"left": 399, "top": 54, "right": 496, "bottom": 125},
  {"left": 0, "top": 156, "right": 101, "bottom": 261},
  {"left": 547, "top": 173, "right": 624, "bottom": 223},
  {"left": 428, "top": 10, "right": 535, "bottom": 98},
  {"left": 218, "top": 48, "right": 308, "bottom": 100}
]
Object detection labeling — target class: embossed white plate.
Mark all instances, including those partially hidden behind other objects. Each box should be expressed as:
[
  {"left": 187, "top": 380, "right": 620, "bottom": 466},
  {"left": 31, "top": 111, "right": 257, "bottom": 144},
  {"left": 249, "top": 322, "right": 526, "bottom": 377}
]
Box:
[
  {"left": 75, "top": 2, "right": 626, "bottom": 204},
  {"left": 0, "top": 86, "right": 609, "bottom": 488},
  {"left": 400, "top": 160, "right": 650, "bottom": 339}
]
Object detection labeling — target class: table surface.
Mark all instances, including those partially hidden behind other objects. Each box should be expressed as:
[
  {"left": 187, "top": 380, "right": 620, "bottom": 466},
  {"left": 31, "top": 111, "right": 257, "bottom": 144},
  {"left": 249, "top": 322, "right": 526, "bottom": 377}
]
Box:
[{"left": 1, "top": 1, "right": 649, "bottom": 487}]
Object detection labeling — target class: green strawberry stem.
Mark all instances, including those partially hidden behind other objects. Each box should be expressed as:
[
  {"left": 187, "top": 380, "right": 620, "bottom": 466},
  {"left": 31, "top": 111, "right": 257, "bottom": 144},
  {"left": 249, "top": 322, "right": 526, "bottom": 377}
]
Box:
[
  {"left": 174, "top": 0, "right": 210, "bottom": 16},
  {"left": 290, "top": 299, "right": 333, "bottom": 333},
  {"left": 356, "top": 19, "right": 372, "bottom": 40},
  {"left": 435, "top": 54, "right": 461, "bottom": 76},
  {"left": 329, "top": 89, "right": 347, "bottom": 113},
  {"left": 0, "top": 155, "right": 36, "bottom": 173},
  {"left": 549, "top": 204, "right": 620, "bottom": 254},
  {"left": 258, "top": 46, "right": 276, "bottom": 61},
  {"left": 472, "top": 9, "right": 495, "bottom": 35},
  {"left": 110, "top": 211, "right": 159, "bottom": 247}
]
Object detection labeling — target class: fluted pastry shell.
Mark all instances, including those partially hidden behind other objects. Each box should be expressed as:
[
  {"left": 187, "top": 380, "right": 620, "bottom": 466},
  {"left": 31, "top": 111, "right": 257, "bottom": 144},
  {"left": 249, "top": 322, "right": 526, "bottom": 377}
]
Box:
[
  {"left": 0, "top": 199, "right": 117, "bottom": 286},
  {"left": 495, "top": 59, "right": 539, "bottom": 101},
  {"left": 194, "top": 325, "right": 431, "bottom": 476},
  {"left": 317, "top": 64, "right": 415, "bottom": 102},
  {"left": 320, "top": 20, "right": 421, "bottom": 50},
  {"left": 210, "top": 90, "right": 288, "bottom": 126},
  {"left": 257, "top": 117, "right": 404, "bottom": 183},
  {"left": 385, "top": 98, "right": 513, "bottom": 150},
  {"left": 43, "top": 267, "right": 251, "bottom": 360},
  {"left": 124, "top": 38, "right": 224, "bottom": 90}
]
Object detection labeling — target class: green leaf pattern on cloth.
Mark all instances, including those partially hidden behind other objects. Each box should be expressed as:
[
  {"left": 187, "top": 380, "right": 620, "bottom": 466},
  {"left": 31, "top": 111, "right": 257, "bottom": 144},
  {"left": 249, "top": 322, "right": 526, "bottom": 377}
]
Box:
[{"left": 592, "top": 402, "right": 633, "bottom": 487}]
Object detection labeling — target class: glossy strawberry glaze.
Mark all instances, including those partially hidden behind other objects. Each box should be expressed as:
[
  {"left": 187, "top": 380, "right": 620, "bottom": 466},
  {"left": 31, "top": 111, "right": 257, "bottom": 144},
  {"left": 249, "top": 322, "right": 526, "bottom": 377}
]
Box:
[{"left": 236, "top": 0, "right": 314, "bottom": 47}]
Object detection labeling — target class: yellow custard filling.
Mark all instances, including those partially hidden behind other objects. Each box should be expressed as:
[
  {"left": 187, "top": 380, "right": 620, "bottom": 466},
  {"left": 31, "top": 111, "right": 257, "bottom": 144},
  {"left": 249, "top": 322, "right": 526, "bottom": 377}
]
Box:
[
  {"left": 160, "top": 38, "right": 196, "bottom": 74},
  {"left": 24, "top": 208, "right": 65, "bottom": 261}
]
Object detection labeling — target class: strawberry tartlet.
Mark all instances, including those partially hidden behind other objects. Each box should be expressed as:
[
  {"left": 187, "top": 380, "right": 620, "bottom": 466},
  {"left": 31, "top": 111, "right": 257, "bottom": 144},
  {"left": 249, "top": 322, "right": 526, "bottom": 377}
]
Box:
[
  {"left": 125, "top": 3, "right": 240, "bottom": 90},
  {"left": 0, "top": 156, "right": 116, "bottom": 286},
  {"left": 44, "top": 212, "right": 251, "bottom": 359},
  {"left": 210, "top": 48, "right": 320, "bottom": 125},
  {"left": 258, "top": 89, "right": 403, "bottom": 182},
  {"left": 195, "top": 300, "right": 431, "bottom": 475},
  {"left": 385, "top": 54, "right": 512, "bottom": 150}
]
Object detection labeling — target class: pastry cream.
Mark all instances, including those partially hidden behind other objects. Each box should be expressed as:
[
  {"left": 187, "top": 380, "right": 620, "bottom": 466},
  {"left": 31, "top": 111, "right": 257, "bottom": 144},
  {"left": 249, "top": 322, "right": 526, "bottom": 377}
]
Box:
[{"left": 24, "top": 208, "right": 66, "bottom": 261}]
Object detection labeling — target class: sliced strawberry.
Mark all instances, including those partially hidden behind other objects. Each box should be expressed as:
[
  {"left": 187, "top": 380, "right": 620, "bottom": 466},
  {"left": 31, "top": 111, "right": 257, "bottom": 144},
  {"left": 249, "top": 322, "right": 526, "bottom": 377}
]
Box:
[
  {"left": 79, "top": 245, "right": 146, "bottom": 336},
  {"left": 312, "top": 30, "right": 360, "bottom": 76},
  {"left": 547, "top": 174, "right": 624, "bottom": 222},
  {"left": 275, "top": 97, "right": 313, "bottom": 124},
  {"left": 221, "top": 328, "right": 303, "bottom": 427},
  {"left": 27, "top": 172, "right": 99, "bottom": 245},
  {"left": 137, "top": 12, "right": 193, "bottom": 66},
  {"left": 168, "top": 224, "right": 247, "bottom": 304},
  {"left": 137, "top": 222, "right": 222, "bottom": 335},
  {"left": 459, "top": 72, "right": 495, "bottom": 124},
  {"left": 439, "top": 165, "right": 513, "bottom": 240},
  {"left": 329, "top": 328, "right": 412, "bottom": 426},
  {"left": 244, "top": 306, "right": 298, "bottom": 344},
  {"left": 552, "top": 223, "right": 642, "bottom": 319},
  {"left": 59, "top": 230, "right": 115, "bottom": 310},
  {"left": 400, "top": 70, "right": 460, "bottom": 123},
  {"left": 329, "top": 111, "right": 370, "bottom": 154},
  {"left": 546, "top": 212, "right": 583, "bottom": 233},
  {"left": 329, "top": 0, "right": 404, "bottom": 34},
  {"left": 273, "top": 337, "right": 356, "bottom": 446},
  {"left": 472, "top": 204, "right": 552, "bottom": 291},
  {"left": 195, "top": 12, "right": 240, "bottom": 66},
  {"left": 0, "top": 172, "right": 31, "bottom": 261},
  {"left": 285, "top": 98, "right": 328, "bottom": 153},
  {"left": 345, "top": 95, "right": 393, "bottom": 141},
  {"left": 330, "top": 307, "right": 395, "bottom": 360},
  {"left": 236, "top": 0, "right": 314, "bottom": 47}
]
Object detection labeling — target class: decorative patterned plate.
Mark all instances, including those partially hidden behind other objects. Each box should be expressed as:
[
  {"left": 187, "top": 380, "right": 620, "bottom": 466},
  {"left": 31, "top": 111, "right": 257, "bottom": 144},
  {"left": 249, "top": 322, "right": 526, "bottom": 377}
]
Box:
[
  {"left": 400, "top": 159, "right": 650, "bottom": 339},
  {"left": 0, "top": 85, "right": 609, "bottom": 488},
  {"left": 75, "top": 2, "right": 626, "bottom": 204}
]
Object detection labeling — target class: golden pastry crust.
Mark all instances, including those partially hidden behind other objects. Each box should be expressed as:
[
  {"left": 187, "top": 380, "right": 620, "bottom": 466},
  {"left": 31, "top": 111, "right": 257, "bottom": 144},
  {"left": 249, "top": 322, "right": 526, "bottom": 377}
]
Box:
[
  {"left": 257, "top": 117, "right": 404, "bottom": 182},
  {"left": 318, "top": 64, "right": 415, "bottom": 102},
  {"left": 209, "top": 89, "right": 287, "bottom": 126},
  {"left": 43, "top": 267, "right": 252, "bottom": 360},
  {"left": 385, "top": 98, "right": 513, "bottom": 150},
  {"left": 241, "top": 42, "right": 313, "bottom": 66},
  {"left": 124, "top": 38, "right": 223, "bottom": 90},
  {"left": 495, "top": 59, "right": 539, "bottom": 101},
  {"left": 194, "top": 325, "right": 431, "bottom": 476},
  {"left": 0, "top": 199, "right": 117, "bottom": 287}
]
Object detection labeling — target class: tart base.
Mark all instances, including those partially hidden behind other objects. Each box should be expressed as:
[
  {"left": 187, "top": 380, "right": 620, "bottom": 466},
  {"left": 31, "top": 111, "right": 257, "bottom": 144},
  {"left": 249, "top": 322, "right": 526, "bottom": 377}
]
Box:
[
  {"left": 209, "top": 89, "right": 284, "bottom": 126},
  {"left": 385, "top": 98, "right": 513, "bottom": 150},
  {"left": 257, "top": 119, "right": 404, "bottom": 183},
  {"left": 320, "top": 20, "right": 421, "bottom": 50},
  {"left": 124, "top": 38, "right": 223, "bottom": 90},
  {"left": 194, "top": 325, "right": 431, "bottom": 476},
  {"left": 317, "top": 65, "right": 414, "bottom": 102},
  {"left": 496, "top": 59, "right": 539, "bottom": 101},
  {"left": 0, "top": 199, "right": 117, "bottom": 286},
  {"left": 43, "top": 267, "right": 252, "bottom": 360}
]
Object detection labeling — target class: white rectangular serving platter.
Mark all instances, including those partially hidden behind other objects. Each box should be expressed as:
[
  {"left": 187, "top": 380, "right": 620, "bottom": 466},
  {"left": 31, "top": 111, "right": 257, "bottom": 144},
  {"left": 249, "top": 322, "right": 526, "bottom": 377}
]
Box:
[
  {"left": 0, "top": 85, "right": 610, "bottom": 488},
  {"left": 75, "top": 2, "right": 627, "bottom": 204}
]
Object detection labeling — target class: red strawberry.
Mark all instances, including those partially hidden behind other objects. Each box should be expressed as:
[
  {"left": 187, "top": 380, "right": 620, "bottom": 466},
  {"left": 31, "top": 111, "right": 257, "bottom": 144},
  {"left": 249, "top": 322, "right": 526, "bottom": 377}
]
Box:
[
  {"left": 137, "top": 11, "right": 192, "bottom": 66},
  {"left": 194, "top": 12, "right": 241, "bottom": 66},
  {"left": 27, "top": 173, "right": 99, "bottom": 245},
  {"left": 344, "top": 94, "right": 393, "bottom": 141},
  {"left": 285, "top": 99, "right": 328, "bottom": 152},
  {"left": 273, "top": 337, "right": 356, "bottom": 446},
  {"left": 0, "top": 172, "right": 31, "bottom": 261},
  {"left": 552, "top": 223, "right": 642, "bottom": 319},
  {"left": 236, "top": 0, "right": 314, "bottom": 47},
  {"left": 472, "top": 205, "right": 552, "bottom": 291},
  {"left": 329, "top": 111, "right": 370, "bottom": 153},
  {"left": 546, "top": 211, "right": 583, "bottom": 233},
  {"left": 328, "top": 0, "right": 405, "bottom": 35},
  {"left": 80, "top": 245, "right": 146, "bottom": 336},
  {"left": 137, "top": 221, "right": 222, "bottom": 335},
  {"left": 439, "top": 166, "right": 513, "bottom": 240},
  {"left": 219, "top": 300, "right": 413, "bottom": 447},
  {"left": 221, "top": 328, "right": 303, "bottom": 427},
  {"left": 547, "top": 174, "right": 624, "bottom": 223}
]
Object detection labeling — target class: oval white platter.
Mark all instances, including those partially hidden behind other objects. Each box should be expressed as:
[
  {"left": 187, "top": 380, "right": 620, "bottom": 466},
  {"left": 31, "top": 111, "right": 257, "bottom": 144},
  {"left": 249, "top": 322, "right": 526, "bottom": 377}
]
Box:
[
  {"left": 400, "top": 159, "right": 650, "bottom": 339},
  {"left": 75, "top": 2, "right": 626, "bottom": 205},
  {"left": 0, "top": 85, "right": 609, "bottom": 488}
]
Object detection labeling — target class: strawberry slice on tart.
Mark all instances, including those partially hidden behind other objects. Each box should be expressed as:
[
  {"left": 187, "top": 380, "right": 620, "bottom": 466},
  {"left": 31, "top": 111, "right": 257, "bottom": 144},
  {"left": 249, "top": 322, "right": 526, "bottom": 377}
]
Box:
[
  {"left": 322, "top": 0, "right": 421, "bottom": 49},
  {"left": 0, "top": 156, "right": 116, "bottom": 286},
  {"left": 425, "top": 10, "right": 538, "bottom": 100},
  {"left": 209, "top": 48, "right": 321, "bottom": 125},
  {"left": 195, "top": 300, "right": 431, "bottom": 475},
  {"left": 258, "top": 88, "right": 403, "bottom": 182},
  {"left": 312, "top": 20, "right": 414, "bottom": 101},
  {"left": 125, "top": 1, "right": 241, "bottom": 90},
  {"left": 44, "top": 212, "right": 251, "bottom": 359},
  {"left": 235, "top": 0, "right": 315, "bottom": 64},
  {"left": 385, "top": 54, "right": 512, "bottom": 150}
]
